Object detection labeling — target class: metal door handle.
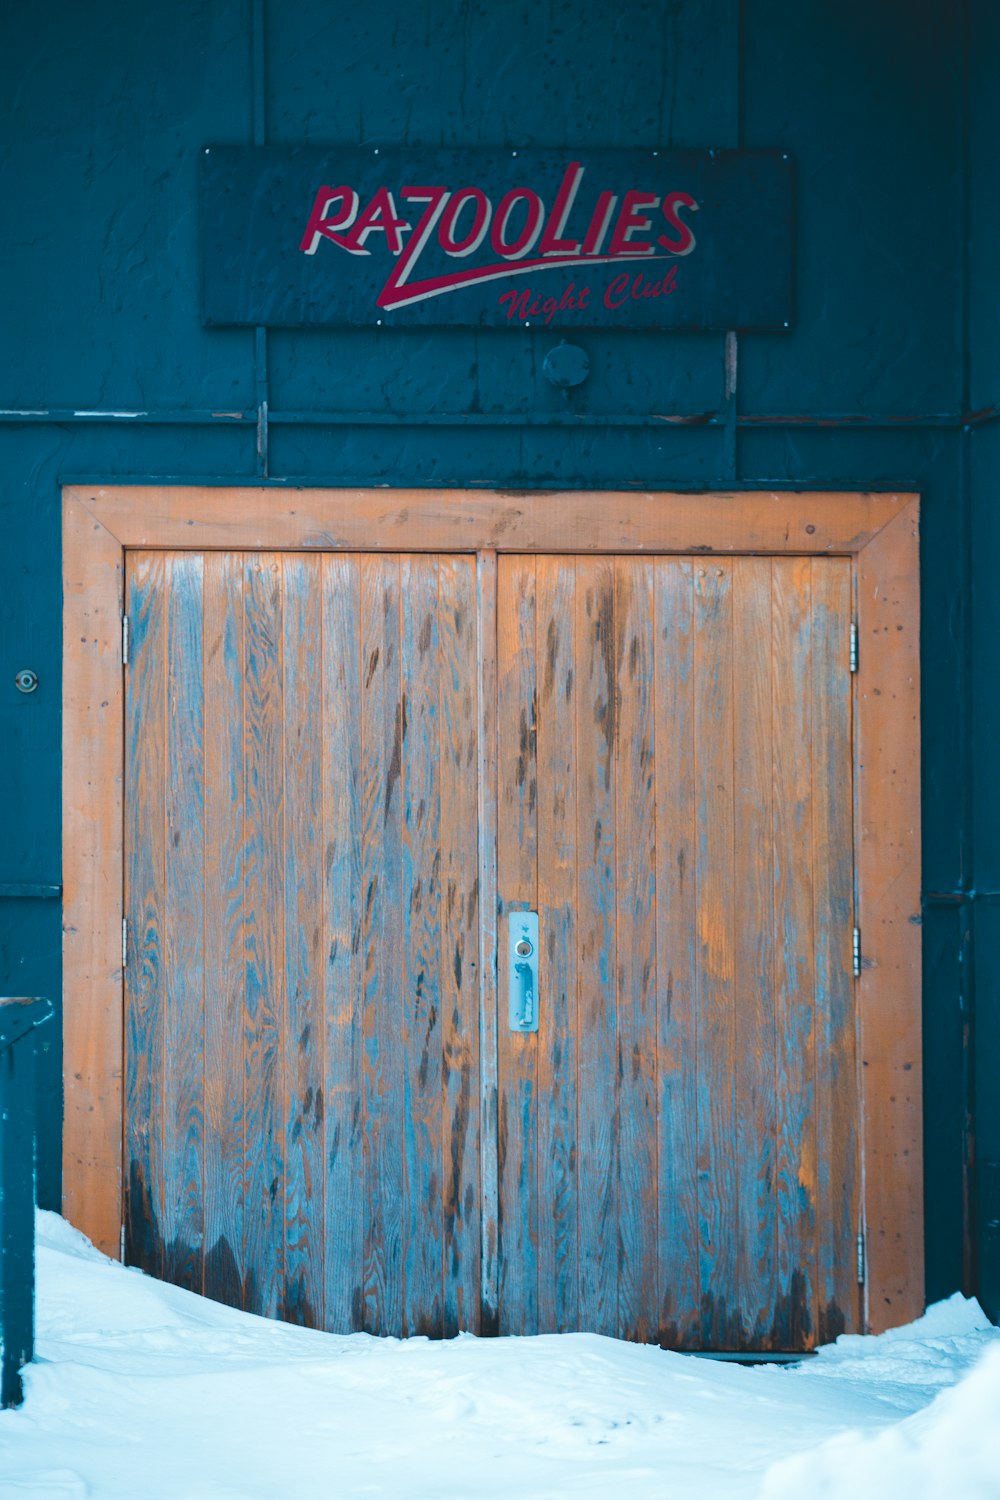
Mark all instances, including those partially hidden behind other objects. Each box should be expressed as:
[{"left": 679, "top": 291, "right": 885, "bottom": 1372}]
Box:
[{"left": 508, "top": 912, "right": 539, "bottom": 1033}]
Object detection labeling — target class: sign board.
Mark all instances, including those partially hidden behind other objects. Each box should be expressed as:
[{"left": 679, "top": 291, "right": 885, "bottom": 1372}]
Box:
[{"left": 200, "top": 146, "right": 793, "bottom": 331}]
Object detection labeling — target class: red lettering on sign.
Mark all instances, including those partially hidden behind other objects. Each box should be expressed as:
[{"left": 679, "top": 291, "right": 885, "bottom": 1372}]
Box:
[
  {"left": 334, "top": 188, "right": 411, "bottom": 256},
  {"left": 438, "top": 188, "right": 491, "bottom": 257},
  {"left": 490, "top": 189, "right": 546, "bottom": 259},
  {"left": 658, "top": 191, "right": 698, "bottom": 255},
  {"left": 539, "top": 163, "right": 584, "bottom": 256},
  {"left": 603, "top": 265, "right": 678, "bottom": 309},
  {"left": 580, "top": 192, "right": 617, "bottom": 256},
  {"left": 300, "top": 186, "right": 360, "bottom": 255},
  {"left": 608, "top": 191, "right": 660, "bottom": 257}
]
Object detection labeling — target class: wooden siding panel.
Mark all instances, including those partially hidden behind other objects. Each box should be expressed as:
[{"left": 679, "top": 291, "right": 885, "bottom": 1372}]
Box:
[
  {"left": 812, "top": 558, "right": 859, "bottom": 1340},
  {"left": 360, "top": 556, "right": 404, "bottom": 1335},
  {"left": 124, "top": 552, "right": 167, "bottom": 1278},
  {"left": 731, "top": 559, "right": 777, "bottom": 1346},
  {"left": 614, "top": 560, "right": 659, "bottom": 1342},
  {"left": 439, "top": 557, "right": 481, "bottom": 1335},
  {"left": 693, "top": 562, "right": 739, "bottom": 1348},
  {"left": 575, "top": 558, "right": 618, "bottom": 1337},
  {"left": 401, "top": 557, "right": 444, "bottom": 1336},
  {"left": 282, "top": 556, "right": 325, "bottom": 1326},
  {"left": 856, "top": 504, "right": 923, "bottom": 1331},
  {"left": 203, "top": 552, "right": 246, "bottom": 1309},
  {"left": 162, "top": 553, "right": 206, "bottom": 1293},
  {"left": 476, "top": 552, "right": 500, "bottom": 1334},
  {"left": 771, "top": 558, "right": 818, "bottom": 1349},
  {"left": 655, "top": 561, "right": 700, "bottom": 1347},
  {"left": 321, "top": 555, "right": 364, "bottom": 1332},
  {"left": 243, "top": 554, "right": 286, "bottom": 1320},
  {"left": 534, "top": 558, "right": 580, "bottom": 1333},
  {"left": 496, "top": 556, "right": 539, "bottom": 1335}
]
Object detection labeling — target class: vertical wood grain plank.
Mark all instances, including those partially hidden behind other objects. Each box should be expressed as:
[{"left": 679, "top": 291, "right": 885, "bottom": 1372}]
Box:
[
  {"left": 322, "top": 554, "right": 364, "bottom": 1332},
  {"left": 655, "top": 560, "right": 700, "bottom": 1347},
  {"left": 203, "top": 552, "right": 246, "bottom": 1309},
  {"left": 62, "top": 499, "right": 125, "bottom": 1259},
  {"left": 534, "top": 558, "right": 580, "bottom": 1333},
  {"left": 496, "top": 556, "right": 539, "bottom": 1334},
  {"left": 124, "top": 552, "right": 167, "bottom": 1278},
  {"left": 162, "top": 553, "right": 205, "bottom": 1293},
  {"left": 401, "top": 555, "right": 443, "bottom": 1336},
  {"left": 477, "top": 551, "right": 500, "bottom": 1335},
  {"left": 812, "top": 558, "right": 859, "bottom": 1340},
  {"left": 731, "top": 558, "right": 777, "bottom": 1346},
  {"left": 856, "top": 504, "right": 923, "bottom": 1331},
  {"left": 771, "top": 557, "right": 817, "bottom": 1349},
  {"left": 361, "top": 555, "right": 404, "bottom": 1335},
  {"left": 243, "top": 553, "right": 286, "bottom": 1319},
  {"left": 694, "top": 561, "right": 738, "bottom": 1349},
  {"left": 282, "top": 555, "right": 324, "bottom": 1327},
  {"left": 614, "top": 559, "right": 658, "bottom": 1342},
  {"left": 575, "top": 558, "right": 618, "bottom": 1337},
  {"left": 440, "top": 556, "right": 481, "bottom": 1335}
]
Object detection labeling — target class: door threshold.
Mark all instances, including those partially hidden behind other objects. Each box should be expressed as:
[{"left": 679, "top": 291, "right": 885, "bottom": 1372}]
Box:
[{"left": 680, "top": 1350, "right": 816, "bottom": 1366}]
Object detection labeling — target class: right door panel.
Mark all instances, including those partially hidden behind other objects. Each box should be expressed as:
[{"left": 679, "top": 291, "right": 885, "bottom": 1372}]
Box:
[{"left": 496, "top": 555, "right": 857, "bottom": 1351}]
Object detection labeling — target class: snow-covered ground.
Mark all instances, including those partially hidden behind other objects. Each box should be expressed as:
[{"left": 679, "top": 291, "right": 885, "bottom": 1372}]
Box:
[{"left": 0, "top": 1214, "right": 997, "bottom": 1499}]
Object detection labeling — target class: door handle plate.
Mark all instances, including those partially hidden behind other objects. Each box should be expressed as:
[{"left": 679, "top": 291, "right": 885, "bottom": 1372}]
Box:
[{"left": 508, "top": 911, "right": 539, "bottom": 1033}]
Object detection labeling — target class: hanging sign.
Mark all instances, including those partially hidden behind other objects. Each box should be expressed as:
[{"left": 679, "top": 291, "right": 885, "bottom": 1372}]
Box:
[{"left": 200, "top": 146, "right": 793, "bottom": 331}]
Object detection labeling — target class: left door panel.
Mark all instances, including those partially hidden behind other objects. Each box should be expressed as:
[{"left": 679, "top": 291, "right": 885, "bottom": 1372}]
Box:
[{"left": 124, "top": 551, "right": 482, "bottom": 1335}]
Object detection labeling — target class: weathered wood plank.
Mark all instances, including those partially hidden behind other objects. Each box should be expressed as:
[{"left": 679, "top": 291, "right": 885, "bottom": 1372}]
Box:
[
  {"left": 574, "top": 558, "right": 618, "bottom": 1337},
  {"left": 693, "top": 561, "right": 739, "bottom": 1349},
  {"left": 243, "top": 553, "right": 286, "bottom": 1319},
  {"left": 360, "top": 555, "right": 404, "bottom": 1335},
  {"left": 281, "top": 555, "right": 324, "bottom": 1326},
  {"left": 614, "top": 559, "right": 658, "bottom": 1342},
  {"left": 496, "top": 556, "right": 539, "bottom": 1335},
  {"left": 79, "top": 486, "right": 914, "bottom": 559},
  {"left": 439, "top": 556, "right": 481, "bottom": 1335},
  {"left": 203, "top": 551, "right": 246, "bottom": 1310},
  {"left": 771, "top": 557, "right": 817, "bottom": 1350},
  {"left": 654, "top": 560, "right": 700, "bottom": 1348},
  {"left": 321, "top": 554, "right": 364, "bottom": 1332},
  {"left": 856, "top": 501, "right": 923, "bottom": 1331},
  {"left": 124, "top": 552, "right": 167, "bottom": 1278},
  {"left": 731, "top": 558, "right": 777, "bottom": 1346},
  {"left": 401, "top": 556, "right": 443, "bottom": 1337},
  {"left": 477, "top": 551, "right": 500, "bottom": 1335},
  {"left": 162, "top": 552, "right": 206, "bottom": 1293},
  {"left": 811, "top": 558, "right": 859, "bottom": 1341},
  {"left": 62, "top": 497, "right": 124, "bottom": 1258},
  {"left": 534, "top": 558, "right": 580, "bottom": 1334}
]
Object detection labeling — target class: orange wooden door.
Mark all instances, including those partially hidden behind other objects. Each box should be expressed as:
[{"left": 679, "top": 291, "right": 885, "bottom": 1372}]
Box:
[
  {"left": 496, "top": 555, "right": 857, "bottom": 1351},
  {"left": 125, "top": 547, "right": 856, "bottom": 1351},
  {"left": 124, "top": 551, "right": 482, "bottom": 1335}
]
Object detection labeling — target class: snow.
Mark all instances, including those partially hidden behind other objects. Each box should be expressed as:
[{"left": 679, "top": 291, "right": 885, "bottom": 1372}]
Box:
[{"left": 0, "top": 1213, "right": 996, "bottom": 1499}]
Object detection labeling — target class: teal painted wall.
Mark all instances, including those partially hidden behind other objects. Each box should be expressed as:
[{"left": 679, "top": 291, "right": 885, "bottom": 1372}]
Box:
[{"left": 0, "top": 0, "right": 989, "bottom": 1313}]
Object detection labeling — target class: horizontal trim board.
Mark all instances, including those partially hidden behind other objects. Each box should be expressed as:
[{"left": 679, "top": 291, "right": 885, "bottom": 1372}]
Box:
[
  {"left": 0, "top": 884, "right": 62, "bottom": 900},
  {"left": 67, "top": 486, "right": 913, "bottom": 556},
  {"left": 0, "top": 407, "right": 977, "bottom": 429}
]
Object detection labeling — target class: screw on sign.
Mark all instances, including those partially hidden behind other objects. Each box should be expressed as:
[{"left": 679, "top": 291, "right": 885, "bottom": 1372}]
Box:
[{"left": 14, "top": 670, "right": 38, "bottom": 694}]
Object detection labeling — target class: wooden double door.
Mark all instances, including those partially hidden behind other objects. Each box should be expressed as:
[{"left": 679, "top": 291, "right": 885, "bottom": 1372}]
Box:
[{"left": 124, "top": 547, "right": 857, "bottom": 1351}]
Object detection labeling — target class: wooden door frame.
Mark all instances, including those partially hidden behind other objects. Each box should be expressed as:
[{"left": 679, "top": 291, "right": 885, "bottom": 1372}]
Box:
[{"left": 62, "top": 484, "right": 922, "bottom": 1334}]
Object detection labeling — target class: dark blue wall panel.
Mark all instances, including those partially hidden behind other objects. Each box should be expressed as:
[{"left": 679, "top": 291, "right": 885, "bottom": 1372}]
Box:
[{"left": 0, "top": 0, "right": 988, "bottom": 1312}]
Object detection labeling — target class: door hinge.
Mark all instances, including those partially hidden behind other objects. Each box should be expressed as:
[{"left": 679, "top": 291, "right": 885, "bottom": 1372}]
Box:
[
  {"left": 849, "top": 620, "right": 858, "bottom": 673},
  {"left": 856, "top": 1228, "right": 866, "bottom": 1284},
  {"left": 120, "top": 1223, "right": 126, "bottom": 1262},
  {"left": 122, "top": 614, "right": 129, "bottom": 666},
  {"left": 852, "top": 926, "right": 861, "bottom": 977},
  {"left": 122, "top": 916, "right": 128, "bottom": 968}
]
